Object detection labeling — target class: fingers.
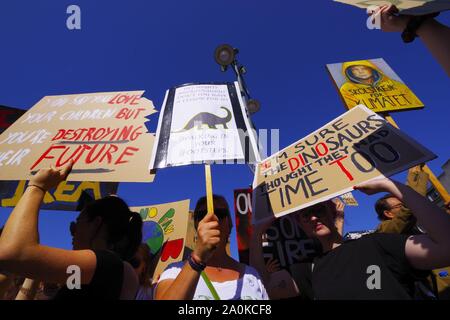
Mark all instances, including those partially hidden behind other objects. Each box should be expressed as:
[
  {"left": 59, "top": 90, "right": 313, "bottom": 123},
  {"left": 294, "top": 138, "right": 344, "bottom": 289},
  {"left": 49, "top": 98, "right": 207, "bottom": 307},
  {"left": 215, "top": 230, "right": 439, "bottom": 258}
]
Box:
[
  {"left": 201, "top": 221, "right": 220, "bottom": 230},
  {"left": 202, "top": 209, "right": 219, "bottom": 221},
  {"left": 59, "top": 160, "right": 74, "bottom": 179}
]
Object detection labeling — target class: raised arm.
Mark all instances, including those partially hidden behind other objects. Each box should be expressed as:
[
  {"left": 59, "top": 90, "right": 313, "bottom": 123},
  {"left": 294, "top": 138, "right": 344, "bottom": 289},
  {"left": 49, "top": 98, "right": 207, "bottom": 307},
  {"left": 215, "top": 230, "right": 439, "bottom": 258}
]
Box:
[
  {"left": 372, "top": 5, "right": 450, "bottom": 76},
  {"left": 355, "top": 178, "right": 450, "bottom": 270},
  {"left": 155, "top": 211, "right": 220, "bottom": 300},
  {"left": 0, "top": 161, "right": 97, "bottom": 285}
]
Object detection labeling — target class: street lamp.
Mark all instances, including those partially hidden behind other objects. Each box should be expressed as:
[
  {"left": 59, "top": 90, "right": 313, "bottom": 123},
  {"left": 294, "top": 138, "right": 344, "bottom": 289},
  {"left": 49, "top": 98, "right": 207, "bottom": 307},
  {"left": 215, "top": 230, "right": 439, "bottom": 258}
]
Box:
[{"left": 214, "top": 44, "right": 260, "bottom": 114}]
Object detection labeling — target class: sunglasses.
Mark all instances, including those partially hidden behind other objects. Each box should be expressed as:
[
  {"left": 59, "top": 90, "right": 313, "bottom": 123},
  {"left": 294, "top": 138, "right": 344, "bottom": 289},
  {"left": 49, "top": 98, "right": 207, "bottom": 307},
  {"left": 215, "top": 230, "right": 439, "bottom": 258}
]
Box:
[
  {"left": 298, "top": 205, "right": 328, "bottom": 222},
  {"left": 69, "top": 216, "right": 90, "bottom": 236},
  {"left": 194, "top": 208, "right": 230, "bottom": 222}
]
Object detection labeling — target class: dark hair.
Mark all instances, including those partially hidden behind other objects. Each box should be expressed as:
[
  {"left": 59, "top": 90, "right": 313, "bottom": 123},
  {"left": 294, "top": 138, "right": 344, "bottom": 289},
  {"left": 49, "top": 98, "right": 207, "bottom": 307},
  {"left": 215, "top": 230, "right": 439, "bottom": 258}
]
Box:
[
  {"left": 194, "top": 194, "right": 232, "bottom": 230},
  {"left": 131, "top": 243, "right": 154, "bottom": 287},
  {"left": 374, "top": 194, "right": 395, "bottom": 221},
  {"left": 84, "top": 196, "right": 142, "bottom": 262}
]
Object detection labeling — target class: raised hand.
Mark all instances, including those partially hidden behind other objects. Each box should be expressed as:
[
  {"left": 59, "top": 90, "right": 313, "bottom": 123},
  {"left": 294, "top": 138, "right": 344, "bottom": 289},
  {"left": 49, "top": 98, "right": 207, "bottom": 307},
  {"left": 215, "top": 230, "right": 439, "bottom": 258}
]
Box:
[
  {"left": 29, "top": 160, "right": 74, "bottom": 192},
  {"left": 266, "top": 257, "right": 281, "bottom": 274},
  {"left": 369, "top": 4, "right": 410, "bottom": 32},
  {"left": 193, "top": 211, "right": 221, "bottom": 264}
]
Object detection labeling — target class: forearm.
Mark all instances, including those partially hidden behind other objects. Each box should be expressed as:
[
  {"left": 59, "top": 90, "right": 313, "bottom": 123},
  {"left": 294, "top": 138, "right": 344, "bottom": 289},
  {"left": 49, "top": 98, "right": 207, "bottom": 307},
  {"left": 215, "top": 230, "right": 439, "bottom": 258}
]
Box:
[
  {"left": 157, "top": 263, "right": 201, "bottom": 300},
  {"left": 390, "top": 181, "right": 450, "bottom": 244},
  {"left": 417, "top": 19, "right": 450, "bottom": 77},
  {"left": 15, "top": 278, "right": 40, "bottom": 300},
  {"left": 0, "top": 187, "right": 43, "bottom": 256}
]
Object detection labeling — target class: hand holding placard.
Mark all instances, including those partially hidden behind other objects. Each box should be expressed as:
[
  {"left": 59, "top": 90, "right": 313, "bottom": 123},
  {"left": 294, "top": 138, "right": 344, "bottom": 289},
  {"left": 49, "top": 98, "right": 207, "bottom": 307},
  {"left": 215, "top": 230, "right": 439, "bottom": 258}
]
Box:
[
  {"left": 193, "top": 211, "right": 221, "bottom": 264},
  {"left": 29, "top": 160, "right": 74, "bottom": 192}
]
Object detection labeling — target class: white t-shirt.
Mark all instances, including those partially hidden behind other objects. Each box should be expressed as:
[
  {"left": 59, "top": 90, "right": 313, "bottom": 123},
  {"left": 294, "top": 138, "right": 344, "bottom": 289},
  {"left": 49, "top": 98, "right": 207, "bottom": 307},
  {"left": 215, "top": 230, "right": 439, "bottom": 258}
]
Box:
[{"left": 157, "top": 261, "right": 269, "bottom": 300}]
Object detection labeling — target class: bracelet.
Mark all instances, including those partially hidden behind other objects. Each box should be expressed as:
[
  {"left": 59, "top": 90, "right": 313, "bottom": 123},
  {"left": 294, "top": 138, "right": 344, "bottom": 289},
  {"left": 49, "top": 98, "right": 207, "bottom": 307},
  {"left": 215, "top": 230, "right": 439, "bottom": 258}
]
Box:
[
  {"left": 27, "top": 184, "right": 47, "bottom": 193},
  {"left": 187, "top": 253, "right": 206, "bottom": 272},
  {"left": 401, "top": 13, "right": 439, "bottom": 43}
]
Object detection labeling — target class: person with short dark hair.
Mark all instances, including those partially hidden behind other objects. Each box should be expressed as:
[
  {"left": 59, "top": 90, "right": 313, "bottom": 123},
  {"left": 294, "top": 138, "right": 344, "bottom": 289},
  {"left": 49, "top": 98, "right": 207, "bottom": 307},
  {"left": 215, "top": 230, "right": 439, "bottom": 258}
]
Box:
[
  {"left": 155, "top": 194, "right": 268, "bottom": 300},
  {"left": 0, "top": 160, "right": 143, "bottom": 300},
  {"left": 374, "top": 194, "right": 420, "bottom": 234}
]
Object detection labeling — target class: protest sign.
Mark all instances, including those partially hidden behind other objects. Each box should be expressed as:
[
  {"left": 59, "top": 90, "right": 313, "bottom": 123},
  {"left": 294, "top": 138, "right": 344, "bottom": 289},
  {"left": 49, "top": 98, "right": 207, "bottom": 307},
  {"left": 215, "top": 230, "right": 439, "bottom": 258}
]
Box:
[
  {"left": 0, "top": 91, "right": 157, "bottom": 182},
  {"left": 263, "top": 215, "right": 317, "bottom": 269},
  {"left": 234, "top": 188, "right": 253, "bottom": 264},
  {"left": 340, "top": 191, "right": 359, "bottom": 206},
  {"left": 0, "top": 104, "right": 119, "bottom": 210},
  {"left": 150, "top": 82, "right": 260, "bottom": 169},
  {"left": 234, "top": 187, "right": 317, "bottom": 269},
  {"left": 132, "top": 199, "right": 190, "bottom": 281},
  {"left": 0, "top": 105, "right": 26, "bottom": 134},
  {"left": 326, "top": 58, "right": 424, "bottom": 113},
  {"left": 334, "top": 0, "right": 450, "bottom": 15},
  {"left": 253, "top": 104, "right": 436, "bottom": 221},
  {"left": 0, "top": 180, "right": 118, "bottom": 211}
]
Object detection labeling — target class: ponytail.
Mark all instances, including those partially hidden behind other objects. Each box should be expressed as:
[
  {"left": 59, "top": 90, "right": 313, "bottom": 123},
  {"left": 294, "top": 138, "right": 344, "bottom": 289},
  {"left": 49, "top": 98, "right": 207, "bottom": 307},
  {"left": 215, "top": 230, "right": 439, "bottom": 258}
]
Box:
[{"left": 84, "top": 196, "right": 143, "bottom": 261}]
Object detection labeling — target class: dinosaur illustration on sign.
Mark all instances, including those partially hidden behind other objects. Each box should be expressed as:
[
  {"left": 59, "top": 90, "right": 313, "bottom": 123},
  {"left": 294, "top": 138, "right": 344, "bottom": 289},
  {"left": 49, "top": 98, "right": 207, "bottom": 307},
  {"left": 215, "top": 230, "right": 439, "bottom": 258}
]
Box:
[{"left": 173, "top": 106, "right": 232, "bottom": 132}]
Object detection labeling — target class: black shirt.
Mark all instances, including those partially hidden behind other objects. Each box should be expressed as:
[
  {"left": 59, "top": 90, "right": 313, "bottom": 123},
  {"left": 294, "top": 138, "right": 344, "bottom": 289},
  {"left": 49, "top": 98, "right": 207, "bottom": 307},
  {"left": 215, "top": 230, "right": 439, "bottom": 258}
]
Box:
[
  {"left": 53, "top": 250, "right": 124, "bottom": 300},
  {"left": 291, "top": 233, "right": 427, "bottom": 300}
]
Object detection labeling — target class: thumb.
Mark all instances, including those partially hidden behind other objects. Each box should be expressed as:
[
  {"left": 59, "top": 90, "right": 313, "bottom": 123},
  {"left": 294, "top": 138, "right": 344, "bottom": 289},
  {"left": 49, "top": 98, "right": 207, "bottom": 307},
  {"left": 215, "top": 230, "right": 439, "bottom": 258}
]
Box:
[{"left": 203, "top": 211, "right": 219, "bottom": 223}]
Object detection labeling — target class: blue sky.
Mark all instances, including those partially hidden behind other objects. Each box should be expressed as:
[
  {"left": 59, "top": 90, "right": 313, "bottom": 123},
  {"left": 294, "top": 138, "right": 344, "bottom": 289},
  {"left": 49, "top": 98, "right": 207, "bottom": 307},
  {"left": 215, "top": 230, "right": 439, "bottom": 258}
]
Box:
[{"left": 0, "top": 0, "right": 449, "bottom": 259}]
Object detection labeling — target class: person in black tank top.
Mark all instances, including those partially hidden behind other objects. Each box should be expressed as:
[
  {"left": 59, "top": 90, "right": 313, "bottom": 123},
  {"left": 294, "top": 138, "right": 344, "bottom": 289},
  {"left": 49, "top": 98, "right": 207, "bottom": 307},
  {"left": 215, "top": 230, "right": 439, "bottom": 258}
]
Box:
[
  {"left": 250, "top": 178, "right": 450, "bottom": 300},
  {"left": 0, "top": 161, "right": 143, "bottom": 300}
]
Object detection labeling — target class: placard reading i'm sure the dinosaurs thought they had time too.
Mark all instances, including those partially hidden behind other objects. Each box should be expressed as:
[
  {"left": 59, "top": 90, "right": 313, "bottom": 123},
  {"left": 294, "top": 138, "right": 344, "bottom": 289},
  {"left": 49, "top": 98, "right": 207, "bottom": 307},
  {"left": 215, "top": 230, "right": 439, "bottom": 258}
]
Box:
[{"left": 149, "top": 82, "right": 260, "bottom": 169}]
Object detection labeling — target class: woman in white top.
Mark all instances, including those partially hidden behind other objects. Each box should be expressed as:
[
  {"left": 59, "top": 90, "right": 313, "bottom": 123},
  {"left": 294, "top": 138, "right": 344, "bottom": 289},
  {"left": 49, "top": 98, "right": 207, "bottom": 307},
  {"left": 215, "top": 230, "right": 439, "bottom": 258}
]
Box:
[{"left": 155, "top": 195, "right": 268, "bottom": 300}]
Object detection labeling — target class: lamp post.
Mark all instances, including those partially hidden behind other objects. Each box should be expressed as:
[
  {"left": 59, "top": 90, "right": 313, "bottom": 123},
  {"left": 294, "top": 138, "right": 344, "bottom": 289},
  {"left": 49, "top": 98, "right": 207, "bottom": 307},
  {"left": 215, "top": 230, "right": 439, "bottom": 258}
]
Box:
[
  {"left": 213, "top": 44, "right": 262, "bottom": 172},
  {"left": 214, "top": 44, "right": 260, "bottom": 114}
]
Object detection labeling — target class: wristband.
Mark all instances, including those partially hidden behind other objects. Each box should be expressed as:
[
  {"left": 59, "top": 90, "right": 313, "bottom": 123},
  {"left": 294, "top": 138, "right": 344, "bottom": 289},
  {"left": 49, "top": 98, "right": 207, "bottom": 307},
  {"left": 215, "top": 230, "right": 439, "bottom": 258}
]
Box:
[
  {"left": 27, "top": 184, "right": 47, "bottom": 193},
  {"left": 188, "top": 253, "right": 206, "bottom": 272},
  {"left": 401, "top": 13, "right": 438, "bottom": 43}
]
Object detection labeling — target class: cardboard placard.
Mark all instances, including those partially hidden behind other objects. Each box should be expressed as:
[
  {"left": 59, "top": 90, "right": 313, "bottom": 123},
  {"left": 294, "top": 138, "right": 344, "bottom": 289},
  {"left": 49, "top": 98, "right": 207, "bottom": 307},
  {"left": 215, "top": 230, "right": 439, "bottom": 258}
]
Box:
[
  {"left": 233, "top": 187, "right": 317, "bottom": 272},
  {"left": 340, "top": 191, "right": 359, "bottom": 206},
  {"left": 0, "top": 91, "right": 156, "bottom": 182},
  {"left": 326, "top": 58, "right": 424, "bottom": 113},
  {"left": 334, "top": 0, "right": 450, "bottom": 15},
  {"left": 132, "top": 199, "right": 190, "bottom": 282},
  {"left": 253, "top": 105, "right": 436, "bottom": 221},
  {"left": 234, "top": 188, "right": 253, "bottom": 264},
  {"left": 150, "top": 82, "right": 260, "bottom": 169}
]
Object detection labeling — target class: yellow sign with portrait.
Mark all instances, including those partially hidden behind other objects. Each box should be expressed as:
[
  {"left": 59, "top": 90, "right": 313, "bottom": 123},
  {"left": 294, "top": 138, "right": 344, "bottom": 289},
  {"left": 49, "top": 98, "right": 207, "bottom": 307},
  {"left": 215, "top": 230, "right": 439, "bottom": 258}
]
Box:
[{"left": 327, "top": 58, "right": 424, "bottom": 113}]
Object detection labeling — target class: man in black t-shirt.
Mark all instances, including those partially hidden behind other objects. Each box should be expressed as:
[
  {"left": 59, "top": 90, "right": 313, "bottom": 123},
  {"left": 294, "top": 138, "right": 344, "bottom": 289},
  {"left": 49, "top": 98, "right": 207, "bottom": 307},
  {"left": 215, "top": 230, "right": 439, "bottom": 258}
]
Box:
[{"left": 251, "top": 178, "right": 450, "bottom": 300}]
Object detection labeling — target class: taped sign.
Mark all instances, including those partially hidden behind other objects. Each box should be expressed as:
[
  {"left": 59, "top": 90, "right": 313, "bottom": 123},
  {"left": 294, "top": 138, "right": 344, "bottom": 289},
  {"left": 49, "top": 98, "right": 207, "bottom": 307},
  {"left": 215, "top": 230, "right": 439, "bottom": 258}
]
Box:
[{"left": 253, "top": 105, "right": 436, "bottom": 221}]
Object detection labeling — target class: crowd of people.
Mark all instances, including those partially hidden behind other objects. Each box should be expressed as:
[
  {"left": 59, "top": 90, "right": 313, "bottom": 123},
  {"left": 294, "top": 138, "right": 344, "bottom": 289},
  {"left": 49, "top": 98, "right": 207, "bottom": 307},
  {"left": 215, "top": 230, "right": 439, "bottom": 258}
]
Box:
[{"left": 0, "top": 5, "right": 449, "bottom": 300}]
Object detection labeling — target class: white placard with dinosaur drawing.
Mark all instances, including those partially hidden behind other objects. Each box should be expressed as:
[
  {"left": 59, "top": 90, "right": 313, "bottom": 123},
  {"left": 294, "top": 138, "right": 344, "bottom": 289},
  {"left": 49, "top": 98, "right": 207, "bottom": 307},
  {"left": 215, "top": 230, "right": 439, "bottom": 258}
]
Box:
[{"left": 150, "top": 82, "right": 260, "bottom": 169}]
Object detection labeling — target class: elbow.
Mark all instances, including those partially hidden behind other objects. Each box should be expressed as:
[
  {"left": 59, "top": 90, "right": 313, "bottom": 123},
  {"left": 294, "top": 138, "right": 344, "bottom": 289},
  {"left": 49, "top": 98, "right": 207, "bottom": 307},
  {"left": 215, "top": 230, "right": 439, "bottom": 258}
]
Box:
[
  {"left": 0, "top": 243, "right": 36, "bottom": 270},
  {"left": 0, "top": 243, "right": 21, "bottom": 270}
]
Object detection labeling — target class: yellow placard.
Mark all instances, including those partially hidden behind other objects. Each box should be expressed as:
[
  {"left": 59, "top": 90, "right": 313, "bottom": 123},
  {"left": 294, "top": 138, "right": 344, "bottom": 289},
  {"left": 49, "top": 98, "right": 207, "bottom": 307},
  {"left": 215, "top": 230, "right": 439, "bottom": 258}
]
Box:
[{"left": 327, "top": 58, "right": 424, "bottom": 113}]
